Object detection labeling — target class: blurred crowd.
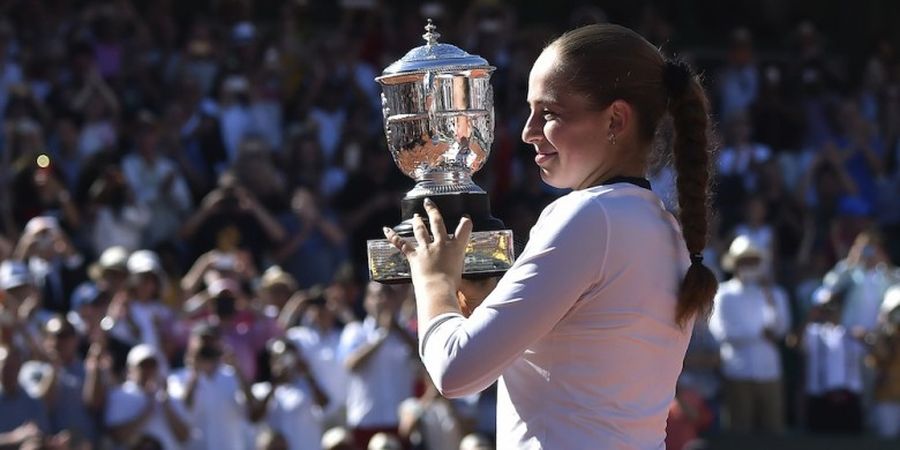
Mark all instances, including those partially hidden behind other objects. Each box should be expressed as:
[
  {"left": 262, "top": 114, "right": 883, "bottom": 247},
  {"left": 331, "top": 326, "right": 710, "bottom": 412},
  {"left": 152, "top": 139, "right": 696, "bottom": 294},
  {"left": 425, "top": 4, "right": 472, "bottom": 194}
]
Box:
[{"left": 0, "top": 1, "right": 898, "bottom": 449}]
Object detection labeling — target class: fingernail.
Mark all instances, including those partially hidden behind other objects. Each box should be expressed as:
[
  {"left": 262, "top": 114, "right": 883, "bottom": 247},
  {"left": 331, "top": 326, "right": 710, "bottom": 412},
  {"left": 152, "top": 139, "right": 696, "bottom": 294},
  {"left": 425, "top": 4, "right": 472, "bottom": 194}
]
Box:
[
  {"left": 424, "top": 198, "right": 434, "bottom": 206},
  {"left": 462, "top": 214, "right": 471, "bottom": 219},
  {"left": 382, "top": 227, "right": 392, "bottom": 234},
  {"left": 414, "top": 213, "right": 421, "bottom": 218}
]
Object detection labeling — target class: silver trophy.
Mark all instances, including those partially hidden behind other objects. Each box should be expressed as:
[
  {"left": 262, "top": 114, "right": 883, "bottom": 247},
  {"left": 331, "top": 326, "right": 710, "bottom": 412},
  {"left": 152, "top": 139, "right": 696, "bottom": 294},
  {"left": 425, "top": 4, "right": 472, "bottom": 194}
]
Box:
[{"left": 367, "top": 20, "right": 515, "bottom": 283}]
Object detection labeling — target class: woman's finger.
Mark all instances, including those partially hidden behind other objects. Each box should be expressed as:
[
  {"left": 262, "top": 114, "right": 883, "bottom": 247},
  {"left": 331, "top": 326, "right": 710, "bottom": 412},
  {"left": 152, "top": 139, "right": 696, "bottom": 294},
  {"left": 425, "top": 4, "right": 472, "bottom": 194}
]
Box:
[
  {"left": 411, "top": 214, "right": 432, "bottom": 246},
  {"left": 383, "top": 227, "right": 413, "bottom": 255},
  {"left": 454, "top": 215, "right": 473, "bottom": 247},
  {"left": 423, "top": 198, "right": 449, "bottom": 243}
]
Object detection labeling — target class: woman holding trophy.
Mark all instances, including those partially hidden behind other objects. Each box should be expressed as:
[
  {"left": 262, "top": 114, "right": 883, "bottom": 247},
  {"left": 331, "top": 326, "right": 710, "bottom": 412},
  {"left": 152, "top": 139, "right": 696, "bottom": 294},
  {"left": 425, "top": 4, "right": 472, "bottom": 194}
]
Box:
[{"left": 384, "top": 23, "right": 716, "bottom": 449}]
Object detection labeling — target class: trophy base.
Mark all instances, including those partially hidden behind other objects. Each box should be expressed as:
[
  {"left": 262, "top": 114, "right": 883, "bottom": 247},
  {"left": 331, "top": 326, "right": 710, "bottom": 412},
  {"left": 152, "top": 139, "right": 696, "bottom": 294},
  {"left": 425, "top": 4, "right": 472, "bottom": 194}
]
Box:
[
  {"left": 367, "top": 229, "right": 515, "bottom": 283},
  {"left": 395, "top": 192, "right": 505, "bottom": 234}
]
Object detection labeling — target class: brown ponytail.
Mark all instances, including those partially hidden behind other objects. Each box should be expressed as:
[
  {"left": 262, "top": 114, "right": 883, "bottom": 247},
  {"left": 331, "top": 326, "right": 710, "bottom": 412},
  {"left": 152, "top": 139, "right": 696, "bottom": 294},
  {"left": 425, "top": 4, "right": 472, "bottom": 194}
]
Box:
[
  {"left": 548, "top": 24, "right": 718, "bottom": 327},
  {"left": 665, "top": 64, "right": 718, "bottom": 327}
]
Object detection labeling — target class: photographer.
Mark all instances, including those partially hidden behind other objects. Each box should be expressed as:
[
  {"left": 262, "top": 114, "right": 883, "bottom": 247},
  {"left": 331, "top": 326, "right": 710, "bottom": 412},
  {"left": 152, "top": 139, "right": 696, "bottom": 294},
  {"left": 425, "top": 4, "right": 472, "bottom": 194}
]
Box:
[
  {"left": 13, "top": 216, "right": 85, "bottom": 313},
  {"left": 179, "top": 174, "right": 285, "bottom": 266},
  {"left": 104, "top": 345, "right": 191, "bottom": 450},
  {"left": 105, "top": 251, "right": 176, "bottom": 357},
  {"left": 167, "top": 322, "right": 256, "bottom": 450},
  {"left": 251, "top": 338, "right": 329, "bottom": 450}
]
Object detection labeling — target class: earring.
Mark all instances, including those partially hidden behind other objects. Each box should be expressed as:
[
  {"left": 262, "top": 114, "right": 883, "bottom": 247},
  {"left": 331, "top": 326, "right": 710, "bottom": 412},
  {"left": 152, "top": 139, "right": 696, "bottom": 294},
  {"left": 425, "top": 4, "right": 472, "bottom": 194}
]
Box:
[{"left": 607, "top": 133, "right": 617, "bottom": 145}]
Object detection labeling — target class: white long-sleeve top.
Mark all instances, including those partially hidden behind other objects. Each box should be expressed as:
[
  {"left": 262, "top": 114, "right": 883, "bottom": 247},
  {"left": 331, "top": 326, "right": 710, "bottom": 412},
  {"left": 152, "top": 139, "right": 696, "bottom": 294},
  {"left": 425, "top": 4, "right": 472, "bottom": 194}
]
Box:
[
  {"left": 418, "top": 183, "right": 693, "bottom": 450},
  {"left": 709, "top": 279, "right": 791, "bottom": 381}
]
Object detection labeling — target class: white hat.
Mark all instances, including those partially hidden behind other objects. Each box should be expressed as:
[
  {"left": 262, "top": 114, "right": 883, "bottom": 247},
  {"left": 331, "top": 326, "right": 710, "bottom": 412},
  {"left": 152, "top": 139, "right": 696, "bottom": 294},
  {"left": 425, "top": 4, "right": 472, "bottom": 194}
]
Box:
[
  {"left": 321, "top": 427, "right": 353, "bottom": 449},
  {"left": 126, "top": 344, "right": 160, "bottom": 367},
  {"left": 0, "top": 260, "right": 32, "bottom": 290},
  {"left": 367, "top": 433, "right": 401, "bottom": 450},
  {"left": 89, "top": 246, "right": 129, "bottom": 280},
  {"left": 127, "top": 250, "right": 163, "bottom": 276},
  {"left": 722, "top": 235, "right": 764, "bottom": 272}
]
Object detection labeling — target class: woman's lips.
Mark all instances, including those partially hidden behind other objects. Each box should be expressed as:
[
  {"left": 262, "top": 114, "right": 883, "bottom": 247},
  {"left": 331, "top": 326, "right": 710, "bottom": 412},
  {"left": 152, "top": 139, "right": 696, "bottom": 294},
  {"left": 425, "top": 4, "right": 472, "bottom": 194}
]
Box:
[{"left": 535, "top": 152, "right": 558, "bottom": 165}]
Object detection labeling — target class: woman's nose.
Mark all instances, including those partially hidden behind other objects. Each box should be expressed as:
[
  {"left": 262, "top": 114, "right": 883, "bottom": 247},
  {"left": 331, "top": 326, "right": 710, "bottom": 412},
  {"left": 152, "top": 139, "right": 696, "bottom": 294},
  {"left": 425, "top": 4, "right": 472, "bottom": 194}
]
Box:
[{"left": 521, "top": 112, "right": 542, "bottom": 145}]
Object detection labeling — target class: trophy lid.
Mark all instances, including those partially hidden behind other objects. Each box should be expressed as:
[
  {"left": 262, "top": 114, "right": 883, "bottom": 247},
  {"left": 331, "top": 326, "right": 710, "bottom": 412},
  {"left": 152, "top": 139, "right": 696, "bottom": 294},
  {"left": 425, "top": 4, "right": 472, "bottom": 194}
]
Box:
[{"left": 378, "top": 20, "right": 493, "bottom": 81}]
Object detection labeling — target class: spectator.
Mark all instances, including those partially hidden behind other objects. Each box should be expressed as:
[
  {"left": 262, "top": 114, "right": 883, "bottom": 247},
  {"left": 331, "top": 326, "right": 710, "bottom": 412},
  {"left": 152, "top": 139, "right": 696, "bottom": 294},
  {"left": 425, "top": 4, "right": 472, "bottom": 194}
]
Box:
[
  {"left": 167, "top": 322, "right": 256, "bottom": 450},
  {"left": 0, "top": 260, "right": 46, "bottom": 348},
  {"left": 257, "top": 266, "right": 299, "bottom": 325},
  {"left": 801, "top": 296, "right": 864, "bottom": 433},
  {"left": 72, "top": 67, "right": 119, "bottom": 158},
  {"left": 218, "top": 75, "right": 257, "bottom": 162},
  {"left": 398, "top": 375, "right": 467, "bottom": 450},
  {"left": 13, "top": 216, "right": 85, "bottom": 313},
  {"left": 179, "top": 175, "right": 286, "bottom": 265},
  {"left": 18, "top": 316, "right": 103, "bottom": 443},
  {"left": 121, "top": 111, "right": 193, "bottom": 248},
  {"left": 106, "top": 250, "right": 176, "bottom": 354},
  {"left": 87, "top": 246, "right": 130, "bottom": 294},
  {"left": 250, "top": 338, "right": 329, "bottom": 450},
  {"left": 287, "top": 288, "right": 352, "bottom": 426},
  {"left": 717, "top": 28, "right": 759, "bottom": 118},
  {"left": 709, "top": 236, "right": 791, "bottom": 433},
  {"left": 820, "top": 229, "right": 897, "bottom": 335},
  {"left": 339, "top": 282, "right": 416, "bottom": 445},
  {"left": 274, "top": 187, "right": 348, "bottom": 289},
  {"left": 105, "top": 344, "right": 191, "bottom": 450},
  {"left": 88, "top": 166, "right": 151, "bottom": 254},
  {"left": 730, "top": 195, "right": 775, "bottom": 276},
  {"left": 197, "top": 278, "right": 280, "bottom": 381},
  {"left": 0, "top": 345, "right": 50, "bottom": 446}
]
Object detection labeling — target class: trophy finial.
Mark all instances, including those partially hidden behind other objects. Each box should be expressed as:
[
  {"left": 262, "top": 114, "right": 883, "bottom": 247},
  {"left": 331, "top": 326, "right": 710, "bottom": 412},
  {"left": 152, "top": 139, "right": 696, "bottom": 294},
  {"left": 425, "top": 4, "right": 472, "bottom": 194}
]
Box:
[{"left": 423, "top": 19, "right": 441, "bottom": 46}]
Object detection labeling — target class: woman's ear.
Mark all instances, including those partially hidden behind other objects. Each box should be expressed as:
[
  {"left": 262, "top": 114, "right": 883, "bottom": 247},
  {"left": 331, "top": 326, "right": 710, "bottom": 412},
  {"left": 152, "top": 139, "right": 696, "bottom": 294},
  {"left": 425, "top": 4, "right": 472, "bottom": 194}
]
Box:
[{"left": 607, "top": 99, "right": 634, "bottom": 137}]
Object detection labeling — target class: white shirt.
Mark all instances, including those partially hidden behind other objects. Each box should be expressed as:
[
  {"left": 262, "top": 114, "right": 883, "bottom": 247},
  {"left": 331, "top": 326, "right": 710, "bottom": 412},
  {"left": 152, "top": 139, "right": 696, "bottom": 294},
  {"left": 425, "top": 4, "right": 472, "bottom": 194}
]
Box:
[
  {"left": 803, "top": 323, "right": 862, "bottom": 394},
  {"left": 252, "top": 380, "right": 323, "bottom": 450},
  {"left": 709, "top": 279, "right": 791, "bottom": 381},
  {"left": 338, "top": 317, "right": 415, "bottom": 428},
  {"left": 287, "top": 325, "right": 348, "bottom": 420},
  {"left": 109, "top": 300, "right": 172, "bottom": 349},
  {"left": 105, "top": 381, "right": 190, "bottom": 450},
  {"left": 418, "top": 183, "right": 693, "bottom": 450},
  {"left": 168, "top": 366, "right": 247, "bottom": 450}
]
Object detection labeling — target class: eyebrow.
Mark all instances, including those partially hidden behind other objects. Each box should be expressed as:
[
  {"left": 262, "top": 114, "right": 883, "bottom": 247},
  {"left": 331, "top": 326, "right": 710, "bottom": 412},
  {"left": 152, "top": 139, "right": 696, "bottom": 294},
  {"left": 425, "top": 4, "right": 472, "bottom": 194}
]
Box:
[{"left": 527, "top": 97, "right": 562, "bottom": 108}]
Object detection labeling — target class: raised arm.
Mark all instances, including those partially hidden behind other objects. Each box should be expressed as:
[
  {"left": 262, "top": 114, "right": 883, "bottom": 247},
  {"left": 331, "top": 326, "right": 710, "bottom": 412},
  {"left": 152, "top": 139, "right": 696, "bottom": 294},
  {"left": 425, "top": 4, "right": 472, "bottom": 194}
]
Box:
[{"left": 385, "top": 197, "right": 607, "bottom": 397}]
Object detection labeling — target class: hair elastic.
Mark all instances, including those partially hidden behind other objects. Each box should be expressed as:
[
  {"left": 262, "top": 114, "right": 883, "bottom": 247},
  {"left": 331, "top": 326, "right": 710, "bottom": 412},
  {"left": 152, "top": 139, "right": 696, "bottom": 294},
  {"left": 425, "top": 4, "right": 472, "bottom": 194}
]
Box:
[{"left": 690, "top": 252, "right": 704, "bottom": 264}]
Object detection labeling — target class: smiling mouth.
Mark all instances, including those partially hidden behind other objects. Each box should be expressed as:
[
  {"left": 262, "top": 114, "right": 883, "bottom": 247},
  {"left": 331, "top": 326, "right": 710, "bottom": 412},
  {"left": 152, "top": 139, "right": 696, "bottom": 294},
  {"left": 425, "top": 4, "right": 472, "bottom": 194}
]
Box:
[{"left": 535, "top": 152, "right": 558, "bottom": 165}]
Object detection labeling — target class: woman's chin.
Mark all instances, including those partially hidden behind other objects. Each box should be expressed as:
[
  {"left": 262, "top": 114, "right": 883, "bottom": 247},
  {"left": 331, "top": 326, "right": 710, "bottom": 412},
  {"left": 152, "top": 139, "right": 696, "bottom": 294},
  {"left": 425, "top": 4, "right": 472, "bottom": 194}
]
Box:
[{"left": 538, "top": 169, "right": 568, "bottom": 190}]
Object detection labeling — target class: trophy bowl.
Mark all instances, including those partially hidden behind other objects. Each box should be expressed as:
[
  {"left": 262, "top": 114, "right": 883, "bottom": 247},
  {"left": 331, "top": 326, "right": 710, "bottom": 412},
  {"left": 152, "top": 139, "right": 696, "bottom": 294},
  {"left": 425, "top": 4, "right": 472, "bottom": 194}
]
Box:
[{"left": 367, "top": 20, "right": 515, "bottom": 283}]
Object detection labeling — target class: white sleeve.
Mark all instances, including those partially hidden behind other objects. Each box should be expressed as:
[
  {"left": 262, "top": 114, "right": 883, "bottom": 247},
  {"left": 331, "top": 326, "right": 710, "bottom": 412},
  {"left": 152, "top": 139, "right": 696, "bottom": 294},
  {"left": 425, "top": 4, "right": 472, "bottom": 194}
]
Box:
[
  {"left": 418, "top": 196, "right": 609, "bottom": 398},
  {"left": 772, "top": 288, "right": 792, "bottom": 337}
]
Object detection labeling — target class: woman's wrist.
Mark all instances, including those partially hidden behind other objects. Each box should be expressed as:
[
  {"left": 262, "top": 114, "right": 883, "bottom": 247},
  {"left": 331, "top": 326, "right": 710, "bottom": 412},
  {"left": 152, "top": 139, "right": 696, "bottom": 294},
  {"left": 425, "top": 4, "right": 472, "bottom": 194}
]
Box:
[{"left": 415, "top": 275, "right": 462, "bottom": 322}]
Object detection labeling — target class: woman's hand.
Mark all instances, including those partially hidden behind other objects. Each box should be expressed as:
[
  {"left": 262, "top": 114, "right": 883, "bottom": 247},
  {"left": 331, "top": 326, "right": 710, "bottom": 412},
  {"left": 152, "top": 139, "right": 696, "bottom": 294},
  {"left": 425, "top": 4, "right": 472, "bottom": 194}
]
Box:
[{"left": 383, "top": 198, "right": 473, "bottom": 290}]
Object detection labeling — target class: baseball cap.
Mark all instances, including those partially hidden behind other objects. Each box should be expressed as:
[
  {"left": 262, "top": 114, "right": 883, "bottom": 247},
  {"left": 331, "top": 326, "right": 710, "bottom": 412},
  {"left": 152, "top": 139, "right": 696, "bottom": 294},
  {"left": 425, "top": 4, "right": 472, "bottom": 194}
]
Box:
[
  {"left": 71, "top": 282, "right": 103, "bottom": 309},
  {"left": 126, "top": 344, "right": 161, "bottom": 368},
  {"left": 127, "top": 250, "right": 163, "bottom": 276},
  {"left": 0, "top": 260, "right": 32, "bottom": 290}
]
